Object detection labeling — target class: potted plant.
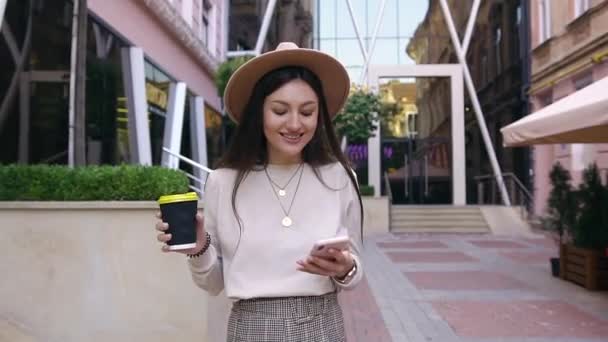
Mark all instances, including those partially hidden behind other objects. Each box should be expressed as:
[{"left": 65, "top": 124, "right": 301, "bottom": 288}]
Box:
[
  {"left": 542, "top": 162, "right": 576, "bottom": 277},
  {"left": 561, "top": 163, "right": 608, "bottom": 290}
]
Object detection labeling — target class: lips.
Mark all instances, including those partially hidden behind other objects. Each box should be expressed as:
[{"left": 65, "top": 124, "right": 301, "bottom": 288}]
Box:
[{"left": 280, "top": 133, "right": 304, "bottom": 144}]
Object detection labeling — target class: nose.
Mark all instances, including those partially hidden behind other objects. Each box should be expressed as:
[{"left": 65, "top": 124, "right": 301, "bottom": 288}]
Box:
[{"left": 285, "top": 111, "right": 302, "bottom": 131}]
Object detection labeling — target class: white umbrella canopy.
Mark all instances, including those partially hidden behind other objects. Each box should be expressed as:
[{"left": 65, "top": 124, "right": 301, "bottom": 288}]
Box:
[{"left": 501, "top": 76, "right": 608, "bottom": 147}]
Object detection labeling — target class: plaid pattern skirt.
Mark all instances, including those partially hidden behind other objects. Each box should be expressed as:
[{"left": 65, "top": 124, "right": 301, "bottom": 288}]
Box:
[{"left": 226, "top": 292, "right": 346, "bottom": 342}]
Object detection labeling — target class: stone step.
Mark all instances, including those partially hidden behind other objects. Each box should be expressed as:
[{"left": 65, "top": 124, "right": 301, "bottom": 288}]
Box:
[
  {"left": 389, "top": 205, "right": 489, "bottom": 233},
  {"left": 390, "top": 226, "right": 489, "bottom": 233}
]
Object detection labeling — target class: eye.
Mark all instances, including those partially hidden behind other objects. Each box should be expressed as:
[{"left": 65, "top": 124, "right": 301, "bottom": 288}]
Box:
[
  {"left": 272, "top": 109, "right": 287, "bottom": 115},
  {"left": 300, "top": 111, "right": 314, "bottom": 117}
]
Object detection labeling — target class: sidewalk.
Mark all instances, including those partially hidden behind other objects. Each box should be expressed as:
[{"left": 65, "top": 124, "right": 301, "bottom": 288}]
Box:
[{"left": 339, "top": 233, "right": 608, "bottom": 342}]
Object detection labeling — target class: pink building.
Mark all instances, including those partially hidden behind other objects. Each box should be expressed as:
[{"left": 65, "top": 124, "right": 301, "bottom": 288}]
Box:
[
  {"left": 529, "top": 0, "right": 608, "bottom": 216},
  {"left": 0, "top": 0, "right": 227, "bottom": 177}
]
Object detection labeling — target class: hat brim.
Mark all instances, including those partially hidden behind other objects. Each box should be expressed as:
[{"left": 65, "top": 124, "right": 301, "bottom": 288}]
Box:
[{"left": 223, "top": 48, "right": 350, "bottom": 123}]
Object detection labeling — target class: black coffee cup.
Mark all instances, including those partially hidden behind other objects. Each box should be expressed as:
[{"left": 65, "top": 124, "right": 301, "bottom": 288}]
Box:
[{"left": 157, "top": 192, "right": 199, "bottom": 250}]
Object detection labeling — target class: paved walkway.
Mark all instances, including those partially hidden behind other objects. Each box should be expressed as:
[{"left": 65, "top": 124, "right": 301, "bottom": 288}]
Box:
[{"left": 339, "top": 232, "right": 608, "bottom": 342}]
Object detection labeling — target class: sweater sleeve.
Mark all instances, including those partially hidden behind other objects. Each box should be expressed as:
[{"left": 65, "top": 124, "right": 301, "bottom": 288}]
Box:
[
  {"left": 332, "top": 168, "right": 364, "bottom": 290},
  {"left": 187, "top": 171, "right": 225, "bottom": 296}
]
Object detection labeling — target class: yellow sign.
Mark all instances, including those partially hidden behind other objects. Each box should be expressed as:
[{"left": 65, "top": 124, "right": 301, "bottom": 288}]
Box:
[{"left": 146, "top": 82, "right": 168, "bottom": 109}]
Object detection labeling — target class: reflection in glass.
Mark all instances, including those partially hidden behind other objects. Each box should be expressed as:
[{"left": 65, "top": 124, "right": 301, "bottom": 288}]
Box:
[{"left": 379, "top": 77, "right": 452, "bottom": 205}]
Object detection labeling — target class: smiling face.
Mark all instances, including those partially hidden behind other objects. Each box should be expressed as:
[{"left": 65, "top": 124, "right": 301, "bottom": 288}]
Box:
[{"left": 263, "top": 79, "right": 319, "bottom": 164}]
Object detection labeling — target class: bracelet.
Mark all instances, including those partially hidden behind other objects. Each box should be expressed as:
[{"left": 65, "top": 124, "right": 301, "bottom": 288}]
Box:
[
  {"left": 334, "top": 260, "right": 357, "bottom": 284},
  {"left": 187, "top": 232, "right": 211, "bottom": 258}
]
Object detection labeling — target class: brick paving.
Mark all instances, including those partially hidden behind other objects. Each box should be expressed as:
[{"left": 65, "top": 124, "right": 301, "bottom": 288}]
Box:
[{"left": 339, "top": 233, "right": 608, "bottom": 342}]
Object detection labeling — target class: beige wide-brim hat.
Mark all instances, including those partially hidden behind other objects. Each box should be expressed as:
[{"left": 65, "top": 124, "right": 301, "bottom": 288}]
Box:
[{"left": 223, "top": 42, "right": 350, "bottom": 123}]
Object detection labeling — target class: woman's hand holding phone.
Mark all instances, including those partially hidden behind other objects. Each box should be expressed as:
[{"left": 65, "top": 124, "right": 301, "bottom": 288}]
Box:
[{"left": 296, "top": 236, "right": 354, "bottom": 278}]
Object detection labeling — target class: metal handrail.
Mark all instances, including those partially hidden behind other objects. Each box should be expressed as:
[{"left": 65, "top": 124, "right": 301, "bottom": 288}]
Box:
[
  {"left": 474, "top": 172, "right": 533, "bottom": 220},
  {"left": 474, "top": 172, "right": 533, "bottom": 202},
  {"left": 162, "top": 147, "right": 213, "bottom": 195}
]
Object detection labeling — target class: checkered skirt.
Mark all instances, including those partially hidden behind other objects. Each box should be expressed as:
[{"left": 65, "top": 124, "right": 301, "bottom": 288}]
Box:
[{"left": 226, "top": 292, "right": 346, "bottom": 342}]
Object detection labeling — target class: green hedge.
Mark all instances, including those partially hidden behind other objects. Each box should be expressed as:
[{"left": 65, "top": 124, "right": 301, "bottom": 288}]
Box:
[
  {"left": 0, "top": 165, "right": 190, "bottom": 201},
  {"left": 359, "top": 184, "right": 374, "bottom": 196}
]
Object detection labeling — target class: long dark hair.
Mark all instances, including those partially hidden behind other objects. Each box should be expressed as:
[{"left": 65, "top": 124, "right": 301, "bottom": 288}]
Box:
[{"left": 217, "top": 66, "right": 363, "bottom": 239}]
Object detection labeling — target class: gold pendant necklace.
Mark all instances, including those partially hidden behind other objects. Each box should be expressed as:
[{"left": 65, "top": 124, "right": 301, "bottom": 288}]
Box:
[
  {"left": 265, "top": 164, "right": 305, "bottom": 228},
  {"left": 265, "top": 163, "right": 303, "bottom": 197}
]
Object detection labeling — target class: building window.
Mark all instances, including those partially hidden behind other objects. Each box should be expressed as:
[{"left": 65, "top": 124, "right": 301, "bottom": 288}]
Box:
[
  {"left": 538, "top": 0, "right": 551, "bottom": 43},
  {"left": 574, "top": 0, "right": 590, "bottom": 18}
]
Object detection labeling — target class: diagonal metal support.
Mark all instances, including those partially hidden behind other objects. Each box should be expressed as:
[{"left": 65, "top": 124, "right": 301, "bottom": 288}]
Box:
[
  {"left": 439, "top": 0, "right": 511, "bottom": 206},
  {"left": 226, "top": 0, "right": 278, "bottom": 57},
  {"left": 360, "top": 0, "right": 388, "bottom": 84},
  {"left": 345, "top": 0, "right": 368, "bottom": 62},
  {"left": 462, "top": 0, "right": 481, "bottom": 54}
]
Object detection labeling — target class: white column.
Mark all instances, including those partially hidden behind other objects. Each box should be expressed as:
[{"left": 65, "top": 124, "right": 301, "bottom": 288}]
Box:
[
  {"left": 18, "top": 72, "right": 30, "bottom": 164},
  {"left": 161, "top": 82, "right": 187, "bottom": 169},
  {"left": 450, "top": 67, "right": 466, "bottom": 205},
  {"left": 0, "top": 0, "right": 7, "bottom": 30},
  {"left": 121, "top": 47, "right": 152, "bottom": 165},
  {"left": 190, "top": 96, "right": 209, "bottom": 187},
  {"left": 368, "top": 125, "right": 381, "bottom": 197}
]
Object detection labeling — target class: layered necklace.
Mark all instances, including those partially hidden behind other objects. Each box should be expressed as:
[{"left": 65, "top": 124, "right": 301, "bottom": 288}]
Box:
[{"left": 264, "top": 163, "right": 305, "bottom": 228}]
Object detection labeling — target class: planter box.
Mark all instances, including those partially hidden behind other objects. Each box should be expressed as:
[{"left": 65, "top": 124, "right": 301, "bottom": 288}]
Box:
[
  {"left": 560, "top": 244, "right": 608, "bottom": 291},
  {"left": 0, "top": 201, "right": 209, "bottom": 342}
]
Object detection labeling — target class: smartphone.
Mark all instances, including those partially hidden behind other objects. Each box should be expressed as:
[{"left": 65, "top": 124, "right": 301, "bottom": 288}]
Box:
[{"left": 310, "top": 236, "right": 350, "bottom": 258}]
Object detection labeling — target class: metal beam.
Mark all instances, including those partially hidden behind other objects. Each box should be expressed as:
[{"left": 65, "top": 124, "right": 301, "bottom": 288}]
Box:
[
  {"left": 439, "top": 0, "right": 511, "bottom": 206},
  {"left": 360, "top": 0, "right": 388, "bottom": 84},
  {"left": 462, "top": 0, "right": 481, "bottom": 54},
  {"left": 190, "top": 96, "right": 209, "bottom": 189},
  {"left": 345, "top": 0, "right": 368, "bottom": 62},
  {"left": 254, "top": 0, "right": 278, "bottom": 55}
]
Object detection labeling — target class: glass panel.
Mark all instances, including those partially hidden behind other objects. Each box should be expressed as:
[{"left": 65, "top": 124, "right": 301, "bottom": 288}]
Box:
[
  {"left": 336, "top": 39, "right": 364, "bottom": 67},
  {"left": 318, "top": 0, "right": 336, "bottom": 38},
  {"left": 377, "top": 0, "right": 398, "bottom": 38},
  {"left": 29, "top": 82, "right": 69, "bottom": 164},
  {"left": 370, "top": 38, "right": 399, "bottom": 65},
  {"left": 319, "top": 39, "right": 336, "bottom": 56},
  {"left": 85, "top": 18, "right": 129, "bottom": 165},
  {"left": 336, "top": 0, "right": 359, "bottom": 38},
  {"left": 398, "top": 1, "right": 429, "bottom": 38},
  {"left": 29, "top": 0, "right": 73, "bottom": 70},
  {"left": 346, "top": 66, "right": 362, "bottom": 84},
  {"left": 380, "top": 77, "right": 452, "bottom": 204}
]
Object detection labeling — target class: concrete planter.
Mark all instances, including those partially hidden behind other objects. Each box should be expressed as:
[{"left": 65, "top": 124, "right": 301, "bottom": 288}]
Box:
[
  {"left": 0, "top": 202, "right": 208, "bottom": 342},
  {"left": 0, "top": 197, "right": 389, "bottom": 341},
  {"left": 361, "top": 196, "right": 390, "bottom": 236}
]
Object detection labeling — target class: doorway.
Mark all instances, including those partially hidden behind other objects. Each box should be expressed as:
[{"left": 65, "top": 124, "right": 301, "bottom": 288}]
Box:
[{"left": 368, "top": 65, "right": 465, "bottom": 205}]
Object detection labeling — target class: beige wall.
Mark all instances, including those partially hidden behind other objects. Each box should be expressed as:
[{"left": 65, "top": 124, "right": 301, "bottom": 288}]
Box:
[
  {"left": 0, "top": 197, "right": 388, "bottom": 341},
  {"left": 0, "top": 203, "right": 209, "bottom": 342}
]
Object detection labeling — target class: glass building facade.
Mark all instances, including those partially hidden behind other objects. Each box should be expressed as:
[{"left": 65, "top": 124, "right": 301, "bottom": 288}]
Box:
[{"left": 0, "top": 0, "right": 225, "bottom": 176}]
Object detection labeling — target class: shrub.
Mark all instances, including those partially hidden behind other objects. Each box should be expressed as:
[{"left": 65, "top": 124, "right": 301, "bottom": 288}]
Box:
[
  {"left": 0, "top": 165, "right": 189, "bottom": 201},
  {"left": 571, "top": 163, "right": 608, "bottom": 250},
  {"left": 359, "top": 184, "right": 374, "bottom": 197},
  {"left": 543, "top": 162, "right": 576, "bottom": 245}
]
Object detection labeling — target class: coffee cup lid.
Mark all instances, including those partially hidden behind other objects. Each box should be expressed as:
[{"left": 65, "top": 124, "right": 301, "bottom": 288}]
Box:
[{"left": 157, "top": 192, "right": 199, "bottom": 205}]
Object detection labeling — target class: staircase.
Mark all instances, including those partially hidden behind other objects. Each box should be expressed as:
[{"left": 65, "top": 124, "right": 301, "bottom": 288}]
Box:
[{"left": 390, "top": 205, "right": 490, "bottom": 233}]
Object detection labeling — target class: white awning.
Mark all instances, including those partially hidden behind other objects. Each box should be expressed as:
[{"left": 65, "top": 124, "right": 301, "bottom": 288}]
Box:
[{"left": 501, "top": 76, "right": 608, "bottom": 147}]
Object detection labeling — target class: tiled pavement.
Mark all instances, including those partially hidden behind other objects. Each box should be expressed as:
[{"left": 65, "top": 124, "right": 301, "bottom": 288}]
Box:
[{"left": 339, "top": 233, "right": 608, "bottom": 342}]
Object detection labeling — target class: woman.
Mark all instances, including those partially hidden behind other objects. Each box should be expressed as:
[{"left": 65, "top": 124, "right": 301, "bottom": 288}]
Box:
[{"left": 155, "top": 42, "right": 364, "bottom": 341}]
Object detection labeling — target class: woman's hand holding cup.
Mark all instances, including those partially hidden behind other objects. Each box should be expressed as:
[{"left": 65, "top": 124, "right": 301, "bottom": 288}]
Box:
[{"left": 155, "top": 212, "right": 207, "bottom": 255}]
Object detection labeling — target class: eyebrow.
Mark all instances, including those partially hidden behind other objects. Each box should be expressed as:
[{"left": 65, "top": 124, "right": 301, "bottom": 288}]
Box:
[{"left": 270, "top": 100, "right": 317, "bottom": 106}]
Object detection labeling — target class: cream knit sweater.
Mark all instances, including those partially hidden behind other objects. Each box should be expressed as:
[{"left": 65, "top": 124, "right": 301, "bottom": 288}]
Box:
[{"left": 187, "top": 162, "right": 363, "bottom": 300}]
